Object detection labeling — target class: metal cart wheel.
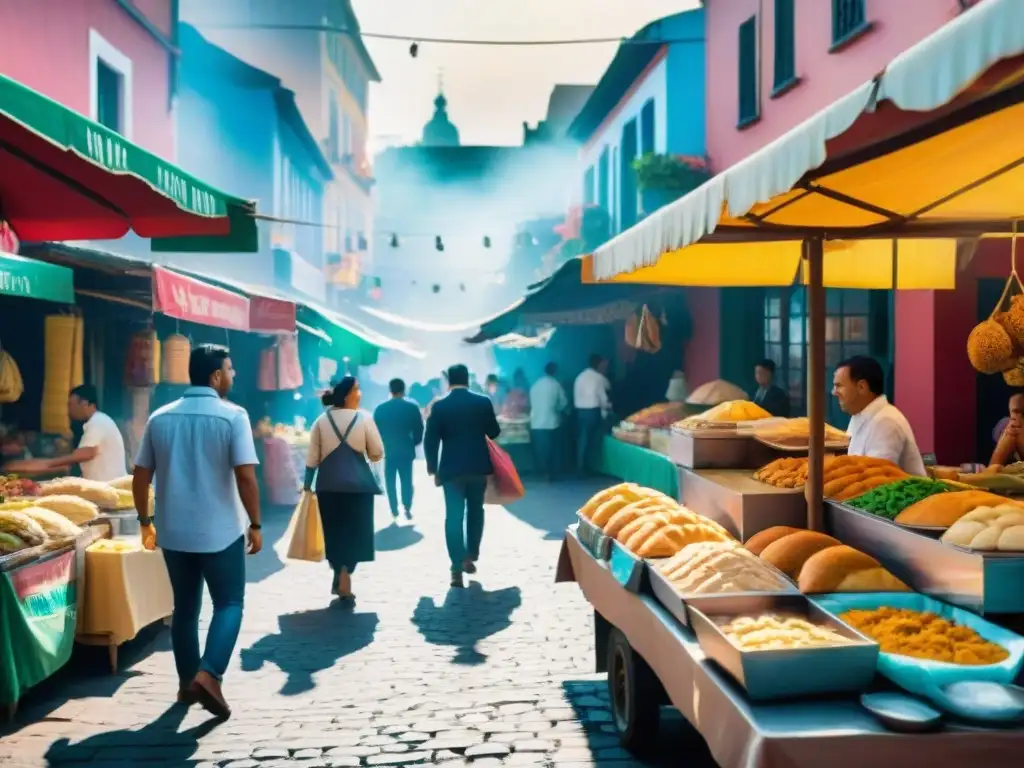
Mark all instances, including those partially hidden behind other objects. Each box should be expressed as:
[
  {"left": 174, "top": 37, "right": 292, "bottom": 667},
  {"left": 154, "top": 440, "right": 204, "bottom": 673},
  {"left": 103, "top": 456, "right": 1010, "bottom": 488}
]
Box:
[{"left": 607, "top": 627, "right": 661, "bottom": 752}]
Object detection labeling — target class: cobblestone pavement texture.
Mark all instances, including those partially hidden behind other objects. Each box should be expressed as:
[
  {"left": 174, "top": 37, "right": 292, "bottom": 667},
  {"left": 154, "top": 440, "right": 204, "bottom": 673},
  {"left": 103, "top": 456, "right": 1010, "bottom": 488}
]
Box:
[{"left": 0, "top": 465, "right": 716, "bottom": 767}]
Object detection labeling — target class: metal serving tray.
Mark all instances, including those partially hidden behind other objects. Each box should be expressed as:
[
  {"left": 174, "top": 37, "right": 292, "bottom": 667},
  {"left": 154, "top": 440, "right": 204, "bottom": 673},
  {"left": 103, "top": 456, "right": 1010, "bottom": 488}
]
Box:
[
  {"left": 685, "top": 593, "right": 879, "bottom": 702},
  {"left": 575, "top": 514, "right": 611, "bottom": 560},
  {"left": 825, "top": 500, "right": 1024, "bottom": 615},
  {"left": 669, "top": 430, "right": 779, "bottom": 470},
  {"left": 607, "top": 539, "right": 647, "bottom": 593},
  {"left": 679, "top": 468, "right": 808, "bottom": 542},
  {"left": 648, "top": 558, "right": 798, "bottom": 629}
]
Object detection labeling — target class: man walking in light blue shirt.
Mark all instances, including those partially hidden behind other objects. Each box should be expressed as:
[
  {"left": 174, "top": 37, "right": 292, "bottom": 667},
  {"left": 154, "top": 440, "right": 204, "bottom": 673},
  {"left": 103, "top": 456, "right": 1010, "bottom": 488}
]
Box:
[
  {"left": 529, "top": 362, "right": 569, "bottom": 481},
  {"left": 132, "top": 344, "right": 262, "bottom": 720}
]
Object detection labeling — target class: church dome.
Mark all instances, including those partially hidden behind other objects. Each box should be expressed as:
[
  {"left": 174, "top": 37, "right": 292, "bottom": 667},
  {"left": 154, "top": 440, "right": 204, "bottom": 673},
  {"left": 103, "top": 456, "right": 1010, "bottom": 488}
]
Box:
[{"left": 422, "top": 90, "right": 460, "bottom": 147}]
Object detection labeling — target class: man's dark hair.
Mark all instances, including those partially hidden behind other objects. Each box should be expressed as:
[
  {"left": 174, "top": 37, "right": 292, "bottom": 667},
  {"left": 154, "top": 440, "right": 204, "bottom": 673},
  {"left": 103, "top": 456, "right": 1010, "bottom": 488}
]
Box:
[
  {"left": 756, "top": 359, "right": 776, "bottom": 375},
  {"left": 589, "top": 353, "right": 603, "bottom": 369},
  {"left": 448, "top": 364, "right": 470, "bottom": 388},
  {"left": 189, "top": 344, "right": 230, "bottom": 387},
  {"left": 69, "top": 384, "right": 99, "bottom": 406},
  {"left": 544, "top": 362, "right": 558, "bottom": 376},
  {"left": 485, "top": 373, "right": 499, "bottom": 385},
  {"left": 389, "top": 378, "right": 406, "bottom": 396},
  {"left": 839, "top": 355, "right": 885, "bottom": 396}
]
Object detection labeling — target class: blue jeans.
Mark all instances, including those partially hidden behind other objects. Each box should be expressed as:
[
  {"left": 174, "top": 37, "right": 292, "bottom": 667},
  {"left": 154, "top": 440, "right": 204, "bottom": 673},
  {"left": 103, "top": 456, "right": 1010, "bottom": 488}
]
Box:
[
  {"left": 576, "top": 408, "right": 603, "bottom": 473},
  {"left": 162, "top": 535, "right": 245, "bottom": 684},
  {"left": 532, "top": 428, "right": 558, "bottom": 478},
  {"left": 442, "top": 477, "right": 486, "bottom": 571},
  {"left": 385, "top": 456, "right": 414, "bottom": 515}
]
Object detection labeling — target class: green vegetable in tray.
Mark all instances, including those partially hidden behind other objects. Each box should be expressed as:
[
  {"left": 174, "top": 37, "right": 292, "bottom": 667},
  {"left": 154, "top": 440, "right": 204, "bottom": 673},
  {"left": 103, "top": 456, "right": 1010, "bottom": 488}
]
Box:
[{"left": 846, "top": 477, "right": 953, "bottom": 520}]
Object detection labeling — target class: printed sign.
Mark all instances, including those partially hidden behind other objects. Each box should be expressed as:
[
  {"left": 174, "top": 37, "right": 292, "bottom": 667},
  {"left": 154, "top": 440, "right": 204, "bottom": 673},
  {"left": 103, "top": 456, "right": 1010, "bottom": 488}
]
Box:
[
  {"left": 250, "top": 296, "right": 296, "bottom": 334},
  {"left": 152, "top": 266, "right": 249, "bottom": 331}
]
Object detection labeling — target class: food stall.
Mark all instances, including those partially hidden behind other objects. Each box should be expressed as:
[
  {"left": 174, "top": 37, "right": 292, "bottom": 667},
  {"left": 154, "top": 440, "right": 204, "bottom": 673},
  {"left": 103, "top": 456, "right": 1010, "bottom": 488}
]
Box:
[
  {"left": 0, "top": 69, "right": 260, "bottom": 714},
  {"left": 555, "top": 3, "right": 1024, "bottom": 763}
]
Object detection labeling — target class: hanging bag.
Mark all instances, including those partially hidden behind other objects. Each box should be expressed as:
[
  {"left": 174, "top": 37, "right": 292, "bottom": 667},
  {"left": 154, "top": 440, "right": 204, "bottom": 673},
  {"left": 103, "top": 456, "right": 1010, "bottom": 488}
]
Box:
[
  {"left": 483, "top": 438, "right": 525, "bottom": 504},
  {"left": 283, "top": 490, "right": 325, "bottom": 562},
  {"left": 969, "top": 229, "right": 1024, "bottom": 376},
  {"left": 314, "top": 411, "right": 382, "bottom": 495}
]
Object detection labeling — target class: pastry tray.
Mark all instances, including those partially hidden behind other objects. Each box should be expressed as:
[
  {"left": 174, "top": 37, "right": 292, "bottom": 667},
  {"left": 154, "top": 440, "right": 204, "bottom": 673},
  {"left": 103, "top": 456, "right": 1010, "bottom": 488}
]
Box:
[
  {"left": 685, "top": 594, "right": 879, "bottom": 702},
  {"left": 607, "top": 539, "right": 647, "bottom": 593},
  {"left": 575, "top": 514, "right": 611, "bottom": 560},
  {"left": 648, "top": 559, "right": 799, "bottom": 629}
]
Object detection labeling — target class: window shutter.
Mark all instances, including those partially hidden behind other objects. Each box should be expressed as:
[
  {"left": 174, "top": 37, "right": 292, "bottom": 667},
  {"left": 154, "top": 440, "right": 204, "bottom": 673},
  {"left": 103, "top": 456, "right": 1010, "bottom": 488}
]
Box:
[
  {"left": 640, "top": 99, "right": 656, "bottom": 156},
  {"left": 832, "top": 0, "right": 867, "bottom": 45},
  {"left": 738, "top": 16, "right": 759, "bottom": 125},
  {"left": 773, "top": 0, "right": 796, "bottom": 90}
]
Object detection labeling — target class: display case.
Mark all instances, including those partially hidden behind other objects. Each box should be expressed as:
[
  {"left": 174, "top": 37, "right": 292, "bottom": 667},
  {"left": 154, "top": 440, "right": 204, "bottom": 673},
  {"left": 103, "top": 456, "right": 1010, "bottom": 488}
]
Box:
[{"left": 680, "top": 468, "right": 808, "bottom": 541}]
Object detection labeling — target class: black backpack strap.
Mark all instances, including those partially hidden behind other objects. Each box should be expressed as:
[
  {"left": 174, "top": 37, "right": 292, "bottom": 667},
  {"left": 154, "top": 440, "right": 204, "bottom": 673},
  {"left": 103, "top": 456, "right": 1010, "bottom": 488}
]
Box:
[{"left": 326, "top": 410, "right": 360, "bottom": 444}]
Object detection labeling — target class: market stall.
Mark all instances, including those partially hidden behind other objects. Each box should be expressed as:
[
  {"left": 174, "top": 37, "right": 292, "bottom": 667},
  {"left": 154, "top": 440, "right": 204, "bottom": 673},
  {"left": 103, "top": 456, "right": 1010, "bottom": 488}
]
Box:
[{"left": 555, "top": 2, "right": 1024, "bottom": 762}]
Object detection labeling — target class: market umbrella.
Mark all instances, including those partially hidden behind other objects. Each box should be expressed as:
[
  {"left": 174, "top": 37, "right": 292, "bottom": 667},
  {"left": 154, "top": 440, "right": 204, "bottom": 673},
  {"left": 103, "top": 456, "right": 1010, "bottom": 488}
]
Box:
[
  {"left": 581, "top": 0, "right": 1024, "bottom": 529},
  {"left": 0, "top": 74, "right": 257, "bottom": 251}
]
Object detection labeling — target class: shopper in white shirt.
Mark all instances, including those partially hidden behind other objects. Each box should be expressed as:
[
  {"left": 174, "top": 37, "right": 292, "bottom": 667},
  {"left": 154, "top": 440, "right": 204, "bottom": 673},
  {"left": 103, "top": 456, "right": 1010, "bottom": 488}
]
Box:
[
  {"left": 573, "top": 354, "right": 612, "bottom": 474},
  {"left": 832, "top": 356, "right": 927, "bottom": 477},
  {"left": 40, "top": 385, "right": 128, "bottom": 481},
  {"left": 530, "top": 362, "right": 569, "bottom": 480}
]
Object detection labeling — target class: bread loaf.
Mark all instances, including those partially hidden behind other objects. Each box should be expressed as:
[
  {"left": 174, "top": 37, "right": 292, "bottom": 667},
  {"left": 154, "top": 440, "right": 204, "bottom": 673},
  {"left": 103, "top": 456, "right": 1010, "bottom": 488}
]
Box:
[
  {"left": 894, "top": 490, "right": 1024, "bottom": 527},
  {"left": 580, "top": 483, "right": 636, "bottom": 519},
  {"left": 605, "top": 501, "right": 663, "bottom": 537},
  {"left": 941, "top": 505, "right": 1024, "bottom": 551},
  {"left": 745, "top": 526, "right": 803, "bottom": 555},
  {"left": 759, "top": 531, "right": 841, "bottom": 578},
  {"left": 618, "top": 512, "right": 730, "bottom": 558},
  {"left": 628, "top": 524, "right": 689, "bottom": 558},
  {"left": 798, "top": 545, "right": 910, "bottom": 593}
]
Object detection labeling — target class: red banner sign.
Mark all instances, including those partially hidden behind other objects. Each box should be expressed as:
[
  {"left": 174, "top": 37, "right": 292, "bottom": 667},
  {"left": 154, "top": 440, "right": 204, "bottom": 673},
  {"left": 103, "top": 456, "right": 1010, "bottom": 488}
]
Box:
[
  {"left": 250, "top": 295, "right": 296, "bottom": 333},
  {"left": 153, "top": 266, "right": 249, "bottom": 331}
]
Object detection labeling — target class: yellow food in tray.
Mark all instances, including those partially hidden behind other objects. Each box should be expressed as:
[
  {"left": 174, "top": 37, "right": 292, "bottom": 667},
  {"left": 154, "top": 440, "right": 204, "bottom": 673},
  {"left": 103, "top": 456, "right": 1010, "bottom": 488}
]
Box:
[
  {"left": 840, "top": 607, "right": 1008, "bottom": 665},
  {"left": 753, "top": 454, "right": 906, "bottom": 494},
  {"left": 88, "top": 538, "right": 143, "bottom": 554},
  {"left": 718, "top": 613, "right": 852, "bottom": 651},
  {"left": 674, "top": 400, "right": 771, "bottom": 428}
]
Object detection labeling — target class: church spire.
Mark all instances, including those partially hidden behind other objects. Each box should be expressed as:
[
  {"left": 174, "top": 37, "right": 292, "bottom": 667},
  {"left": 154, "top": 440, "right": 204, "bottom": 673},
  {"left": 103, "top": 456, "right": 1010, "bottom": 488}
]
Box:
[{"left": 422, "top": 69, "right": 460, "bottom": 147}]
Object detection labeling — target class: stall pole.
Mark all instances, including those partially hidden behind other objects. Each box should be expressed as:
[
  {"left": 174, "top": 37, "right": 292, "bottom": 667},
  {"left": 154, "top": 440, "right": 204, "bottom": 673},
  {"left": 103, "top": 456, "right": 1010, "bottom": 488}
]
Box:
[{"left": 806, "top": 237, "right": 826, "bottom": 532}]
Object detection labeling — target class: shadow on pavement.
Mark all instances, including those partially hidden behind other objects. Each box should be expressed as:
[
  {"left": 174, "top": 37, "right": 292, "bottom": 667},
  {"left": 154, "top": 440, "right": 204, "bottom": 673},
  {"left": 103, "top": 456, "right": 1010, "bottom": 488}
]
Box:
[
  {"left": 503, "top": 476, "right": 614, "bottom": 540},
  {"left": 411, "top": 582, "right": 522, "bottom": 665},
  {"left": 239, "top": 608, "right": 379, "bottom": 696},
  {"left": 560, "top": 679, "right": 717, "bottom": 767},
  {"left": 2, "top": 623, "right": 169, "bottom": 734},
  {"left": 245, "top": 504, "right": 295, "bottom": 584},
  {"left": 374, "top": 521, "right": 424, "bottom": 552},
  {"left": 43, "top": 704, "right": 220, "bottom": 766}
]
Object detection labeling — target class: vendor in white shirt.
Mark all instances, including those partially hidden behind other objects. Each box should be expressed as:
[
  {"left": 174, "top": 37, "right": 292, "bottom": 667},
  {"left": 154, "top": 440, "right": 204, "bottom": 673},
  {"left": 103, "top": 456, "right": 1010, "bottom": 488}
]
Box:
[
  {"left": 35, "top": 385, "right": 128, "bottom": 482},
  {"left": 573, "top": 354, "right": 612, "bottom": 475},
  {"left": 832, "top": 356, "right": 927, "bottom": 477}
]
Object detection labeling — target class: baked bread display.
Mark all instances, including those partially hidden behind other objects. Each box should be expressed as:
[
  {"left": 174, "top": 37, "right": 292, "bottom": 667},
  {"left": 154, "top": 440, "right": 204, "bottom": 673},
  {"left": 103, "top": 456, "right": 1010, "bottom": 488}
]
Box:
[
  {"left": 658, "top": 541, "right": 788, "bottom": 595},
  {"left": 617, "top": 510, "right": 732, "bottom": 559},
  {"left": 894, "top": 490, "right": 1024, "bottom": 528},
  {"left": 747, "top": 528, "right": 909, "bottom": 594},
  {"left": 941, "top": 504, "right": 1024, "bottom": 551},
  {"left": 758, "top": 530, "right": 842, "bottom": 579},
  {"left": 744, "top": 526, "right": 803, "bottom": 556},
  {"left": 718, "top": 613, "right": 852, "bottom": 650},
  {"left": 798, "top": 546, "right": 910, "bottom": 593},
  {"left": 38, "top": 477, "right": 119, "bottom": 509}
]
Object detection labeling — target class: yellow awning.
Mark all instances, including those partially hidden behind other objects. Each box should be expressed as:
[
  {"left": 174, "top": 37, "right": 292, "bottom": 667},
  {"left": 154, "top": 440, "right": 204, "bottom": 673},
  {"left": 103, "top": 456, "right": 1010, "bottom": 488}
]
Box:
[{"left": 583, "top": 0, "right": 1024, "bottom": 287}]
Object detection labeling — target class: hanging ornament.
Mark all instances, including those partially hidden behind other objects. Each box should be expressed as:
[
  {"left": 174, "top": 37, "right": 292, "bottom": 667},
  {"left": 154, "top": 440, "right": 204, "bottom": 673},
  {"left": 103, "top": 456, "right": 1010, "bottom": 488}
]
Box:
[
  {"left": 483, "top": 235, "right": 491, "bottom": 248},
  {"left": 410, "top": 42, "right": 419, "bottom": 58},
  {"left": 432, "top": 284, "right": 441, "bottom": 293},
  {"left": 435, "top": 236, "right": 445, "bottom": 252}
]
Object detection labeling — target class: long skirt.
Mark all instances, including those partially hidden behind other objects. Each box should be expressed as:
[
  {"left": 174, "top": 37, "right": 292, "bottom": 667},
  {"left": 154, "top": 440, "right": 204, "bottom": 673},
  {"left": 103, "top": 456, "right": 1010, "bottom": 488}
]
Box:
[{"left": 316, "top": 491, "right": 375, "bottom": 575}]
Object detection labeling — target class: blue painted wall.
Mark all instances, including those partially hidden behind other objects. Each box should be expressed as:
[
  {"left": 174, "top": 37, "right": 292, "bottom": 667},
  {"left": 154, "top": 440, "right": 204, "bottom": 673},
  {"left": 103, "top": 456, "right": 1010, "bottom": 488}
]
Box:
[{"left": 664, "top": 8, "right": 706, "bottom": 157}]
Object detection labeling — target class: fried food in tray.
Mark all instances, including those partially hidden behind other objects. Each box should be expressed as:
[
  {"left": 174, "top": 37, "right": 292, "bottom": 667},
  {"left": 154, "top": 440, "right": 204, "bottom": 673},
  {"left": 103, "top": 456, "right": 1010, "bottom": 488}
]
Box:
[
  {"left": 752, "top": 454, "right": 906, "bottom": 496},
  {"left": 717, "top": 613, "right": 853, "bottom": 651}
]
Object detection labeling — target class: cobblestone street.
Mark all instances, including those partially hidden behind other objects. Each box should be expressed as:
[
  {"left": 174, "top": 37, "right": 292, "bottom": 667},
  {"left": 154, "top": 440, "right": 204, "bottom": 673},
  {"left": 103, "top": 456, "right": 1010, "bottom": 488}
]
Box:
[{"left": 0, "top": 466, "right": 714, "bottom": 767}]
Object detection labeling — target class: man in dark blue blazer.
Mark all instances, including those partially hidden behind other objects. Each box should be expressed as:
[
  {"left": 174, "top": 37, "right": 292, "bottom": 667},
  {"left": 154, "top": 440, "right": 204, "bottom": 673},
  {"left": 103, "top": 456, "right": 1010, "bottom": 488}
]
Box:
[
  {"left": 424, "top": 364, "right": 501, "bottom": 588},
  {"left": 373, "top": 378, "right": 424, "bottom": 521}
]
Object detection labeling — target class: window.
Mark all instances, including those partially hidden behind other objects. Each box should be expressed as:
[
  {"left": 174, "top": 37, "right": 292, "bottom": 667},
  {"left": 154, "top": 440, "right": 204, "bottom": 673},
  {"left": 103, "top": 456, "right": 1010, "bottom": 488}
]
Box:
[
  {"left": 328, "top": 93, "right": 340, "bottom": 162},
  {"left": 737, "top": 16, "right": 759, "bottom": 127},
  {"left": 89, "top": 30, "right": 132, "bottom": 138},
  {"left": 832, "top": 0, "right": 868, "bottom": 47},
  {"left": 640, "top": 99, "right": 656, "bottom": 156},
  {"left": 773, "top": 0, "right": 796, "bottom": 92},
  {"left": 583, "top": 166, "right": 595, "bottom": 205},
  {"left": 620, "top": 119, "right": 638, "bottom": 230},
  {"left": 342, "top": 113, "right": 352, "bottom": 159},
  {"left": 598, "top": 148, "right": 610, "bottom": 212}
]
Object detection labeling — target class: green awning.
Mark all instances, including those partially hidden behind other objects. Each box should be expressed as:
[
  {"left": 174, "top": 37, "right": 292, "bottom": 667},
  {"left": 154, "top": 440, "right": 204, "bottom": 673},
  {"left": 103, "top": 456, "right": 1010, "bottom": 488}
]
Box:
[
  {"left": 0, "top": 251, "right": 74, "bottom": 303},
  {"left": 0, "top": 74, "right": 257, "bottom": 251}
]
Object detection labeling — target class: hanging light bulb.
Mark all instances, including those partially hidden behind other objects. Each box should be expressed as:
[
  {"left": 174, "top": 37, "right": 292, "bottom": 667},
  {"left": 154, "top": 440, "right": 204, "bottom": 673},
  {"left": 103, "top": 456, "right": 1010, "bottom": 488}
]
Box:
[
  {"left": 410, "top": 42, "right": 419, "bottom": 58},
  {"left": 435, "top": 235, "right": 444, "bottom": 252},
  {"left": 390, "top": 233, "right": 399, "bottom": 248},
  {"left": 459, "top": 283, "right": 466, "bottom": 292},
  {"left": 432, "top": 284, "right": 441, "bottom": 293},
  {"left": 483, "top": 235, "right": 491, "bottom": 248}
]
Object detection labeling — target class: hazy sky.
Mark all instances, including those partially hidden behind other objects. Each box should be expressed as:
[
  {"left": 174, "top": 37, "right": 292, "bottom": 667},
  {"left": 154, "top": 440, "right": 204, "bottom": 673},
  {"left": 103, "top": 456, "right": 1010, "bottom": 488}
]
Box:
[{"left": 351, "top": 0, "right": 700, "bottom": 150}]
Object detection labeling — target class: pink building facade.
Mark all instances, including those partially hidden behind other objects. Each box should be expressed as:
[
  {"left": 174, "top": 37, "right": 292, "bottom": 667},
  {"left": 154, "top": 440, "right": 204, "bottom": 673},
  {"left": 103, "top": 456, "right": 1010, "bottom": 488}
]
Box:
[
  {"left": 699, "top": 0, "right": 991, "bottom": 462},
  {"left": 0, "top": 0, "right": 177, "bottom": 160}
]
